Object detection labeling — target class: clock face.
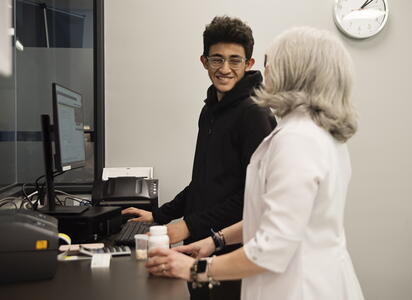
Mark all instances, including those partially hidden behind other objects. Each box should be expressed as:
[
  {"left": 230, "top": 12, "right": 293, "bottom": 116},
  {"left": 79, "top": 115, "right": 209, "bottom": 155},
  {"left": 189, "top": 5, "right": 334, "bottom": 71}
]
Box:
[{"left": 334, "top": 0, "right": 388, "bottom": 39}]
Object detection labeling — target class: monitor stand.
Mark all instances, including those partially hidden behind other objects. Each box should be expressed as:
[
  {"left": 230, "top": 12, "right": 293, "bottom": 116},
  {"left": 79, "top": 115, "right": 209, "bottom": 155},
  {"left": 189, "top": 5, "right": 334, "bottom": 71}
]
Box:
[{"left": 39, "top": 114, "right": 87, "bottom": 215}]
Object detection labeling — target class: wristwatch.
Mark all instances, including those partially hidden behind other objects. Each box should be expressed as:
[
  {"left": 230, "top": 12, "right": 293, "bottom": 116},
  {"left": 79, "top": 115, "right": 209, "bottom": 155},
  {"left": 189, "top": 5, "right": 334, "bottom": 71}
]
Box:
[
  {"left": 196, "top": 258, "right": 210, "bottom": 283},
  {"left": 190, "top": 257, "right": 220, "bottom": 289},
  {"left": 196, "top": 259, "right": 208, "bottom": 274},
  {"left": 210, "top": 229, "right": 225, "bottom": 251},
  {"left": 191, "top": 258, "right": 208, "bottom": 286}
]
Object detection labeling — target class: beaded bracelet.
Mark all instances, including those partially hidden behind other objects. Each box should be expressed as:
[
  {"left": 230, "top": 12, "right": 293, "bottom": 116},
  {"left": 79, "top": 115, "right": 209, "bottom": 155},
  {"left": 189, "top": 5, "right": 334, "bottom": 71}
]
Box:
[{"left": 206, "top": 256, "right": 221, "bottom": 289}]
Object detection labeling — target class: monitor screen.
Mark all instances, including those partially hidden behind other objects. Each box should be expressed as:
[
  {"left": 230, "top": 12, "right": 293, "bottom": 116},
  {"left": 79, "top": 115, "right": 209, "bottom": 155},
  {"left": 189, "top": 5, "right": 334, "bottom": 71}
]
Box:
[{"left": 52, "top": 83, "right": 86, "bottom": 171}]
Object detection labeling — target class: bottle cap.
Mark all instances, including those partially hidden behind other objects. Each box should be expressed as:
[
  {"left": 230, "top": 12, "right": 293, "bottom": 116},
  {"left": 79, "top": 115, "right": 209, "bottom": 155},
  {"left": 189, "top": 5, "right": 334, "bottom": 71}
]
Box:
[
  {"left": 134, "top": 234, "right": 148, "bottom": 240},
  {"left": 149, "top": 225, "right": 167, "bottom": 235}
]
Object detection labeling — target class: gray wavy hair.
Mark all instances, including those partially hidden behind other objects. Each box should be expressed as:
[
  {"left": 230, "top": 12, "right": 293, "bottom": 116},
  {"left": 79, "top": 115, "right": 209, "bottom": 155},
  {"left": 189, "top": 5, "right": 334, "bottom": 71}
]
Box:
[{"left": 254, "top": 27, "right": 357, "bottom": 142}]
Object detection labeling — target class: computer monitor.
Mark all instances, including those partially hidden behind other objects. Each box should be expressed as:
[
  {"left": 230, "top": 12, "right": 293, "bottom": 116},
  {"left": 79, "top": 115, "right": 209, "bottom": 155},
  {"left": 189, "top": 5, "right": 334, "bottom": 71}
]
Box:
[
  {"left": 52, "top": 83, "right": 86, "bottom": 171},
  {"left": 38, "top": 83, "right": 88, "bottom": 215}
]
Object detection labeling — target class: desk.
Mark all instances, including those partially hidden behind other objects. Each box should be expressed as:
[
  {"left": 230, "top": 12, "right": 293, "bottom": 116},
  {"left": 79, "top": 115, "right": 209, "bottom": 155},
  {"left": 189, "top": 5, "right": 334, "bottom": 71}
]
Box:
[{"left": 0, "top": 254, "right": 189, "bottom": 300}]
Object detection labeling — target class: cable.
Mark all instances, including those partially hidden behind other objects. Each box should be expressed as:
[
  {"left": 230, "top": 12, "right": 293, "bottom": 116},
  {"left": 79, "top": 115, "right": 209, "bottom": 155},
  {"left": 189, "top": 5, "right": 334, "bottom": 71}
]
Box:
[
  {"left": 22, "top": 183, "right": 30, "bottom": 199},
  {"left": 53, "top": 192, "right": 91, "bottom": 207},
  {"left": 34, "top": 170, "right": 64, "bottom": 188},
  {"left": 27, "top": 191, "right": 38, "bottom": 198},
  {"left": 0, "top": 197, "right": 18, "bottom": 203},
  {"left": 63, "top": 197, "right": 90, "bottom": 206},
  {"left": 32, "top": 170, "right": 65, "bottom": 208},
  {"left": 54, "top": 195, "right": 64, "bottom": 206},
  {"left": 20, "top": 197, "right": 33, "bottom": 209},
  {"left": 55, "top": 190, "right": 91, "bottom": 203},
  {"left": 25, "top": 170, "right": 92, "bottom": 210},
  {"left": 54, "top": 190, "right": 92, "bottom": 207},
  {"left": 0, "top": 200, "right": 18, "bottom": 209},
  {"left": 58, "top": 233, "right": 72, "bottom": 245},
  {"left": 20, "top": 183, "right": 35, "bottom": 209},
  {"left": 20, "top": 192, "right": 40, "bottom": 209}
]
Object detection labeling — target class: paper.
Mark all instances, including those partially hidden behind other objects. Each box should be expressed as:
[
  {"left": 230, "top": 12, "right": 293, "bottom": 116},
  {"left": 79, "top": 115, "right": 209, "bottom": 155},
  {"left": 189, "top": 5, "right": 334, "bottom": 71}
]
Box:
[
  {"left": 91, "top": 253, "right": 111, "bottom": 268},
  {"left": 59, "top": 243, "right": 105, "bottom": 252},
  {"left": 58, "top": 243, "right": 105, "bottom": 262},
  {"left": 0, "top": 0, "right": 12, "bottom": 77},
  {"left": 102, "top": 167, "right": 153, "bottom": 181}
]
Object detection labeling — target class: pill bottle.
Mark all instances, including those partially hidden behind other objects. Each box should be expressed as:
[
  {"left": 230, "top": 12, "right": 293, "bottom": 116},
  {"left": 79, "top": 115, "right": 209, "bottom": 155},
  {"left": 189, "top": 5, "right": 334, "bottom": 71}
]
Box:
[{"left": 148, "top": 225, "right": 169, "bottom": 251}]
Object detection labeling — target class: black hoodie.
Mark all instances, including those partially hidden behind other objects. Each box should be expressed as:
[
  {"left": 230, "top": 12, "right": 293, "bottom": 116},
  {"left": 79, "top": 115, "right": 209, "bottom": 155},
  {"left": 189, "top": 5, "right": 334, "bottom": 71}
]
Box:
[{"left": 152, "top": 70, "right": 277, "bottom": 250}]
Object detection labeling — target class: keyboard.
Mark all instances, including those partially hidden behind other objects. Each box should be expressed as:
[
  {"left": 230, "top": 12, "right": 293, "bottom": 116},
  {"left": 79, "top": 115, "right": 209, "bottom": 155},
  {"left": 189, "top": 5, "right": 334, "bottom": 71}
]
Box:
[
  {"left": 115, "top": 222, "right": 154, "bottom": 246},
  {"left": 80, "top": 245, "right": 131, "bottom": 256}
]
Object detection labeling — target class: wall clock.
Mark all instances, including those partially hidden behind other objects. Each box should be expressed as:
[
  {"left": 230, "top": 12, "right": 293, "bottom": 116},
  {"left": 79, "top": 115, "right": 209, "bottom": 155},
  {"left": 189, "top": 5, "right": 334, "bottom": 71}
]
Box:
[{"left": 333, "top": 0, "right": 389, "bottom": 39}]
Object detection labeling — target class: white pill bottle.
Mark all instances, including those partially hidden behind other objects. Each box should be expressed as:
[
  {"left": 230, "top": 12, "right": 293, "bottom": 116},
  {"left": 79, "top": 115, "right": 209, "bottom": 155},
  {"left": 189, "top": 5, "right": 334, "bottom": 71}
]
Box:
[{"left": 148, "top": 225, "right": 169, "bottom": 250}]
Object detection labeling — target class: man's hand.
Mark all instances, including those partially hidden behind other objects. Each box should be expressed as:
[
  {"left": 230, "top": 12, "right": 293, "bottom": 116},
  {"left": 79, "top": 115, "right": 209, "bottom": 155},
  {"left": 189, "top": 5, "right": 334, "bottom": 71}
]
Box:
[
  {"left": 167, "top": 221, "right": 190, "bottom": 244},
  {"left": 173, "top": 236, "right": 215, "bottom": 258},
  {"left": 121, "top": 207, "right": 154, "bottom": 223}
]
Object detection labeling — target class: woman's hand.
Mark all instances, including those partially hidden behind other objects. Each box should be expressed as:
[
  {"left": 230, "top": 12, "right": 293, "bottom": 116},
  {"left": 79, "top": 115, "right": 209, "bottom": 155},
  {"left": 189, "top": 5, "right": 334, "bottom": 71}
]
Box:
[
  {"left": 173, "top": 236, "right": 215, "bottom": 258},
  {"left": 146, "top": 248, "right": 194, "bottom": 280}
]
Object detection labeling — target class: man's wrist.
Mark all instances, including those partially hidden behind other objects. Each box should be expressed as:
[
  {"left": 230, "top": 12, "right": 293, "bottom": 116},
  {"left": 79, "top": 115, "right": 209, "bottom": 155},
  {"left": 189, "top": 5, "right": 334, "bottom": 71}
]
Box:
[
  {"left": 150, "top": 207, "right": 159, "bottom": 223},
  {"left": 179, "top": 220, "right": 190, "bottom": 240},
  {"left": 167, "top": 220, "right": 190, "bottom": 243},
  {"left": 148, "top": 212, "right": 154, "bottom": 223},
  {"left": 207, "top": 236, "right": 216, "bottom": 253}
]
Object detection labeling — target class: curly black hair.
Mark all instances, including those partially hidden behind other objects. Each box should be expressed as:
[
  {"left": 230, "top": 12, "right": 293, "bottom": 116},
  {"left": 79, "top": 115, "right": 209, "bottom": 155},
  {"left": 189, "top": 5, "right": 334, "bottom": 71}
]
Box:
[{"left": 203, "top": 16, "right": 254, "bottom": 60}]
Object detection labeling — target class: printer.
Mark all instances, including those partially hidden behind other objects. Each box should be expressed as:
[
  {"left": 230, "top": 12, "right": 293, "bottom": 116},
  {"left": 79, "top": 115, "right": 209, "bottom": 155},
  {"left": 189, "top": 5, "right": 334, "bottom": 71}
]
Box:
[
  {"left": 92, "top": 167, "right": 159, "bottom": 210},
  {"left": 0, "top": 209, "right": 59, "bottom": 284}
]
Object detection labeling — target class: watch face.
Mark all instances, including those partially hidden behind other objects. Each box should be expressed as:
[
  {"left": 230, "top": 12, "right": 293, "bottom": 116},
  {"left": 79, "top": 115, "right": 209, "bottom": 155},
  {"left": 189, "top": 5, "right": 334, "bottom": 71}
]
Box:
[
  {"left": 196, "top": 259, "right": 207, "bottom": 273},
  {"left": 334, "top": 0, "right": 388, "bottom": 39}
]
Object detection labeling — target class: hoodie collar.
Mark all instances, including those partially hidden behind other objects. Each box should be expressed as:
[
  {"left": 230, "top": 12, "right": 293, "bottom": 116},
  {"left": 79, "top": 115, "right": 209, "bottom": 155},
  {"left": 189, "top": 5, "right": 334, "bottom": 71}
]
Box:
[{"left": 204, "top": 70, "right": 263, "bottom": 113}]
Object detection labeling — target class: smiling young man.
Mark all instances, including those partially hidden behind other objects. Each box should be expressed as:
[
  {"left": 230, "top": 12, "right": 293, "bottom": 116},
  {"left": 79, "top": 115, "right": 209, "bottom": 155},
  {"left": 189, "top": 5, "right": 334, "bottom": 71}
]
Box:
[{"left": 122, "top": 16, "right": 276, "bottom": 300}]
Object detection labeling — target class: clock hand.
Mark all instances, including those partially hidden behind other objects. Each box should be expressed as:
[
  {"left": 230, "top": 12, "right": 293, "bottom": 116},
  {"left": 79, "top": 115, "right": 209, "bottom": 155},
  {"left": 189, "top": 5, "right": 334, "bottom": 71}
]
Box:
[{"left": 360, "top": 0, "right": 374, "bottom": 9}]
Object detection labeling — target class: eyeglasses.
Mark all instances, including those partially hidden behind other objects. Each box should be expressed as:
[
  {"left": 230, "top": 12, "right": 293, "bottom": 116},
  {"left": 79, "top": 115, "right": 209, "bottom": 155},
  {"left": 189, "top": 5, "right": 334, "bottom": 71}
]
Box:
[{"left": 206, "top": 56, "right": 247, "bottom": 69}]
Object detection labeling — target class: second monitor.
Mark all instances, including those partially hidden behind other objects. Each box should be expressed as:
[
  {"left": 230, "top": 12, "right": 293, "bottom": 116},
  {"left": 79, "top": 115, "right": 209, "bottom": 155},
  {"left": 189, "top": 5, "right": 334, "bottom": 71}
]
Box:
[
  {"left": 39, "top": 83, "right": 88, "bottom": 214},
  {"left": 53, "top": 83, "right": 86, "bottom": 172}
]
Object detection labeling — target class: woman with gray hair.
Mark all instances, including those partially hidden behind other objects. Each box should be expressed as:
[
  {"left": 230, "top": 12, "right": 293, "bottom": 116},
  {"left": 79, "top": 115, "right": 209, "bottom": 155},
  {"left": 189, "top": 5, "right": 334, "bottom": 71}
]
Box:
[{"left": 146, "top": 27, "right": 365, "bottom": 300}]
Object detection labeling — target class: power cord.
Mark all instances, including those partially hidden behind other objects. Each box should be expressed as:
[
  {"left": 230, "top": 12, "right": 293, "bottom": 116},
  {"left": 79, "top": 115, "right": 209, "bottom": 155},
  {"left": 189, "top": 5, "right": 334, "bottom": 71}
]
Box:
[
  {"left": 20, "top": 183, "right": 37, "bottom": 209},
  {"left": 31, "top": 171, "right": 65, "bottom": 209},
  {"left": 55, "top": 189, "right": 91, "bottom": 205},
  {"left": 19, "top": 170, "right": 92, "bottom": 210},
  {"left": 0, "top": 197, "right": 19, "bottom": 209}
]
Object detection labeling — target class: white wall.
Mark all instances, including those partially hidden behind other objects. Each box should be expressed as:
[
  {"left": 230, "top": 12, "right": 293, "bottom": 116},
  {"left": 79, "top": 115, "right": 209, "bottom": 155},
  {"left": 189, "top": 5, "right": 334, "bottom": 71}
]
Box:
[
  {"left": 105, "top": 1, "right": 412, "bottom": 299},
  {"left": 0, "top": 0, "right": 12, "bottom": 76}
]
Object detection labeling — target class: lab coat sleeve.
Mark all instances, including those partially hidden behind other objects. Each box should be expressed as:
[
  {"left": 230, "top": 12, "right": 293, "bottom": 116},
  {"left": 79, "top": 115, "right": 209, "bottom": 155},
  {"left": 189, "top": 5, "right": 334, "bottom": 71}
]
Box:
[{"left": 243, "top": 130, "right": 328, "bottom": 273}]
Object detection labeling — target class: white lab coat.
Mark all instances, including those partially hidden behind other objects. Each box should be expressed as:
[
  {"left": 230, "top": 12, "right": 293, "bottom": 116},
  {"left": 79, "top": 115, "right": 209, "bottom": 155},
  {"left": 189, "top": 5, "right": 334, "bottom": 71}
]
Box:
[{"left": 242, "top": 111, "right": 364, "bottom": 300}]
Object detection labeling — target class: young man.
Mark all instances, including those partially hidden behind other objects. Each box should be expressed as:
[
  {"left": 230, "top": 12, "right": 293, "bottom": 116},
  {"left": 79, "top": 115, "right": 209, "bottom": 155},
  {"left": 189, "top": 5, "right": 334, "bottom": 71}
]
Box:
[{"left": 122, "top": 16, "right": 276, "bottom": 299}]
